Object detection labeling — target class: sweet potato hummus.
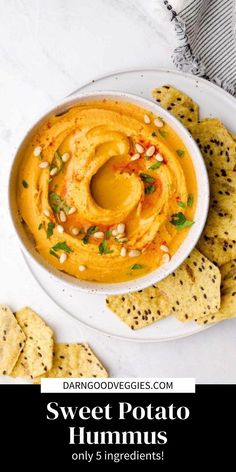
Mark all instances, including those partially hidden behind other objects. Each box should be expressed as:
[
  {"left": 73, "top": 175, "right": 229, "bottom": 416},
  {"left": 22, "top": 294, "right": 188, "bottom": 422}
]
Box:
[{"left": 17, "top": 99, "right": 197, "bottom": 283}]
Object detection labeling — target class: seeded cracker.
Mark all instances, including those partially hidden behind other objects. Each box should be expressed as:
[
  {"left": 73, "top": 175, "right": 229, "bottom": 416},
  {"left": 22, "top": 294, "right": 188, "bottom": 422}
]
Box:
[
  {"left": 198, "top": 235, "right": 236, "bottom": 267},
  {"left": 201, "top": 171, "right": 236, "bottom": 240},
  {"left": 151, "top": 87, "right": 236, "bottom": 266},
  {"left": 152, "top": 85, "right": 199, "bottom": 127},
  {"left": 106, "top": 287, "right": 170, "bottom": 329},
  {"left": 34, "top": 343, "right": 108, "bottom": 383},
  {"left": 189, "top": 118, "right": 236, "bottom": 172},
  {"left": 188, "top": 119, "right": 236, "bottom": 264},
  {"left": 11, "top": 307, "right": 54, "bottom": 379},
  {"left": 220, "top": 259, "right": 236, "bottom": 280},
  {"left": 197, "top": 260, "right": 236, "bottom": 324},
  {"left": 0, "top": 305, "right": 26, "bottom": 375},
  {"left": 157, "top": 249, "right": 221, "bottom": 322}
]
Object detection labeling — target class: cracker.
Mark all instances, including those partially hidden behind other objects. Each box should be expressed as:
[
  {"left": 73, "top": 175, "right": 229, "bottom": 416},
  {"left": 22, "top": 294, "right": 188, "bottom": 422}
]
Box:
[
  {"left": 197, "top": 261, "right": 236, "bottom": 324},
  {"left": 157, "top": 249, "right": 221, "bottom": 322},
  {"left": 220, "top": 259, "right": 236, "bottom": 281},
  {"left": 152, "top": 85, "right": 199, "bottom": 127},
  {"left": 106, "top": 287, "right": 171, "bottom": 329},
  {"left": 198, "top": 234, "right": 236, "bottom": 267},
  {"left": 0, "top": 305, "right": 26, "bottom": 375},
  {"left": 11, "top": 307, "right": 54, "bottom": 379},
  {"left": 189, "top": 119, "right": 236, "bottom": 172},
  {"left": 200, "top": 169, "right": 236, "bottom": 241},
  {"left": 190, "top": 119, "right": 236, "bottom": 264},
  {"left": 34, "top": 343, "right": 108, "bottom": 383}
]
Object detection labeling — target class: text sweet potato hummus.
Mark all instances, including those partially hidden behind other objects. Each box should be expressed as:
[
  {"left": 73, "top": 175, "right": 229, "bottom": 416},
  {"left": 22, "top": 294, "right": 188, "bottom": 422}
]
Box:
[{"left": 17, "top": 99, "right": 197, "bottom": 283}]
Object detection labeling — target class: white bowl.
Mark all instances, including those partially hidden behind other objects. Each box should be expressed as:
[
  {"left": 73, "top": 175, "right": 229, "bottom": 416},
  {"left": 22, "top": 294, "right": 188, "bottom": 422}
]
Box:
[{"left": 9, "top": 91, "right": 209, "bottom": 295}]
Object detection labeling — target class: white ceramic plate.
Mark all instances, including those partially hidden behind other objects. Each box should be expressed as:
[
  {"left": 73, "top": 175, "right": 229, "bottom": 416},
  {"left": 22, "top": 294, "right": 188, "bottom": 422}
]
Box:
[{"left": 23, "top": 68, "right": 236, "bottom": 342}]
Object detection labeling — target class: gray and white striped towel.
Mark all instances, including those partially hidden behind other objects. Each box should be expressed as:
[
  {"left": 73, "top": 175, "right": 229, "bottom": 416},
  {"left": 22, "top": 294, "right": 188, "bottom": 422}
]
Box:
[{"left": 164, "top": 0, "right": 236, "bottom": 96}]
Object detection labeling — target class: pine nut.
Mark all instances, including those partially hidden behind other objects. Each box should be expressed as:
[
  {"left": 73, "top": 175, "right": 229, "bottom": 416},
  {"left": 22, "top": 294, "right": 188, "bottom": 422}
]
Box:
[
  {"left": 68, "top": 207, "right": 76, "bottom": 215},
  {"left": 33, "top": 146, "right": 42, "bottom": 157},
  {"left": 62, "top": 153, "right": 70, "bottom": 162},
  {"left": 120, "top": 247, "right": 127, "bottom": 257},
  {"left": 43, "top": 209, "right": 50, "bottom": 217},
  {"left": 154, "top": 118, "right": 163, "bottom": 127},
  {"left": 155, "top": 153, "right": 163, "bottom": 162},
  {"left": 39, "top": 161, "right": 49, "bottom": 169},
  {"left": 59, "top": 253, "right": 67, "bottom": 264},
  {"left": 59, "top": 210, "right": 66, "bottom": 223},
  {"left": 160, "top": 244, "right": 169, "bottom": 252},
  {"left": 50, "top": 167, "right": 58, "bottom": 176},
  {"left": 117, "top": 223, "right": 125, "bottom": 234},
  {"left": 71, "top": 227, "right": 79, "bottom": 236},
  {"left": 146, "top": 145, "right": 155, "bottom": 157},
  {"left": 57, "top": 225, "right": 64, "bottom": 234},
  {"left": 135, "top": 143, "right": 144, "bottom": 153},
  {"left": 162, "top": 253, "right": 170, "bottom": 264},
  {"left": 144, "top": 114, "right": 151, "bottom": 124},
  {"left": 79, "top": 265, "right": 86, "bottom": 272},
  {"left": 94, "top": 231, "right": 104, "bottom": 239},
  {"left": 128, "top": 249, "right": 141, "bottom": 257},
  {"left": 130, "top": 153, "right": 140, "bottom": 161}
]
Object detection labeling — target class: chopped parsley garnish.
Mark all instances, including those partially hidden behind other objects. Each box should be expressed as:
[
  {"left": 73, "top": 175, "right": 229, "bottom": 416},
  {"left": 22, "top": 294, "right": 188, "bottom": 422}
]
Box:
[
  {"left": 49, "top": 150, "right": 63, "bottom": 174},
  {"left": 187, "top": 193, "right": 194, "bottom": 207},
  {"left": 87, "top": 225, "right": 99, "bottom": 235},
  {"left": 140, "top": 173, "right": 155, "bottom": 184},
  {"left": 105, "top": 229, "right": 112, "bottom": 238},
  {"left": 49, "top": 192, "right": 70, "bottom": 214},
  {"left": 151, "top": 131, "right": 157, "bottom": 137},
  {"left": 170, "top": 212, "right": 186, "bottom": 225},
  {"left": 46, "top": 222, "right": 55, "bottom": 239},
  {"left": 159, "top": 130, "right": 168, "bottom": 137},
  {"left": 51, "top": 241, "right": 73, "bottom": 253},
  {"left": 49, "top": 249, "right": 59, "bottom": 259},
  {"left": 38, "top": 223, "right": 43, "bottom": 230},
  {"left": 22, "top": 180, "right": 29, "bottom": 188},
  {"left": 131, "top": 264, "right": 144, "bottom": 270},
  {"left": 148, "top": 161, "right": 162, "bottom": 170},
  {"left": 82, "top": 234, "right": 89, "bottom": 245},
  {"left": 81, "top": 226, "right": 99, "bottom": 244},
  {"left": 170, "top": 212, "right": 194, "bottom": 230},
  {"left": 176, "top": 149, "right": 185, "bottom": 157},
  {"left": 98, "top": 239, "right": 113, "bottom": 255},
  {"left": 177, "top": 200, "right": 186, "bottom": 208},
  {"left": 145, "top": 185, "right": 156, "bottom": 194}
]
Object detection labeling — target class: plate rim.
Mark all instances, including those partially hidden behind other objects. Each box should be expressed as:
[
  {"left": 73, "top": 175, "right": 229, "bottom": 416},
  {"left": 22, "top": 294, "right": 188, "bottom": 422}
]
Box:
[{"left": 69, "top": 65, "right": 236, "bottom": 108}]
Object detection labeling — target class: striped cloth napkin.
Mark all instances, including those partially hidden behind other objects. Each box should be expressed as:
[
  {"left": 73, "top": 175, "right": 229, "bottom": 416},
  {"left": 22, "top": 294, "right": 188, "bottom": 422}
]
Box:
[{"left": 163, "top": 0, "right": 236, "bottom": 96}]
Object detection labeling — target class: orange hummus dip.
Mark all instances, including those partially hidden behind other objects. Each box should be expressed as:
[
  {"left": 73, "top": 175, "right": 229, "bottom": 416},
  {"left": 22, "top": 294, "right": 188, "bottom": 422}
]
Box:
[{"left": 17, "top": 99, "right": 197, "bottom": 283}]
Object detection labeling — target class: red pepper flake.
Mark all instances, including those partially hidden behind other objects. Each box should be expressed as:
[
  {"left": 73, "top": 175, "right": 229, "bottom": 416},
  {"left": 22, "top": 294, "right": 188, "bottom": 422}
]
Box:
[
  {"left": 163, "top": 158, "right": 168, "bottom": 165},
  {"left": 176, "top": 195, "right": 180, "bottom": 201},
  {"left": 146, "top": 241, "right": 156, "bottom": 251},
  {"left": 129, "top": 151, "right": 134, "bottom": 156},
  {"left": 47, "top": 122, "right": 52, "bottom": 129},
  {"left": 61, "top": 184, "right": 68, "bottom": 198}
]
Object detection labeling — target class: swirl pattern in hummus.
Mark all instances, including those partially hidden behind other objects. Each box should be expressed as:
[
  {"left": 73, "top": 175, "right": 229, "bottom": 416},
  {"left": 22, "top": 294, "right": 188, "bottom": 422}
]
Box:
[{"left": 17, "top": 100, "right": 197, "bottom": 283}]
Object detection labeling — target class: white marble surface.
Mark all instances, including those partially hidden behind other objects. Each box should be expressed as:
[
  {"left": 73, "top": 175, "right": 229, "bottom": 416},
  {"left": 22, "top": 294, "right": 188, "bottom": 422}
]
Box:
[{"left": 0, "top": 0, "right": 235, "bottom": 383}]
